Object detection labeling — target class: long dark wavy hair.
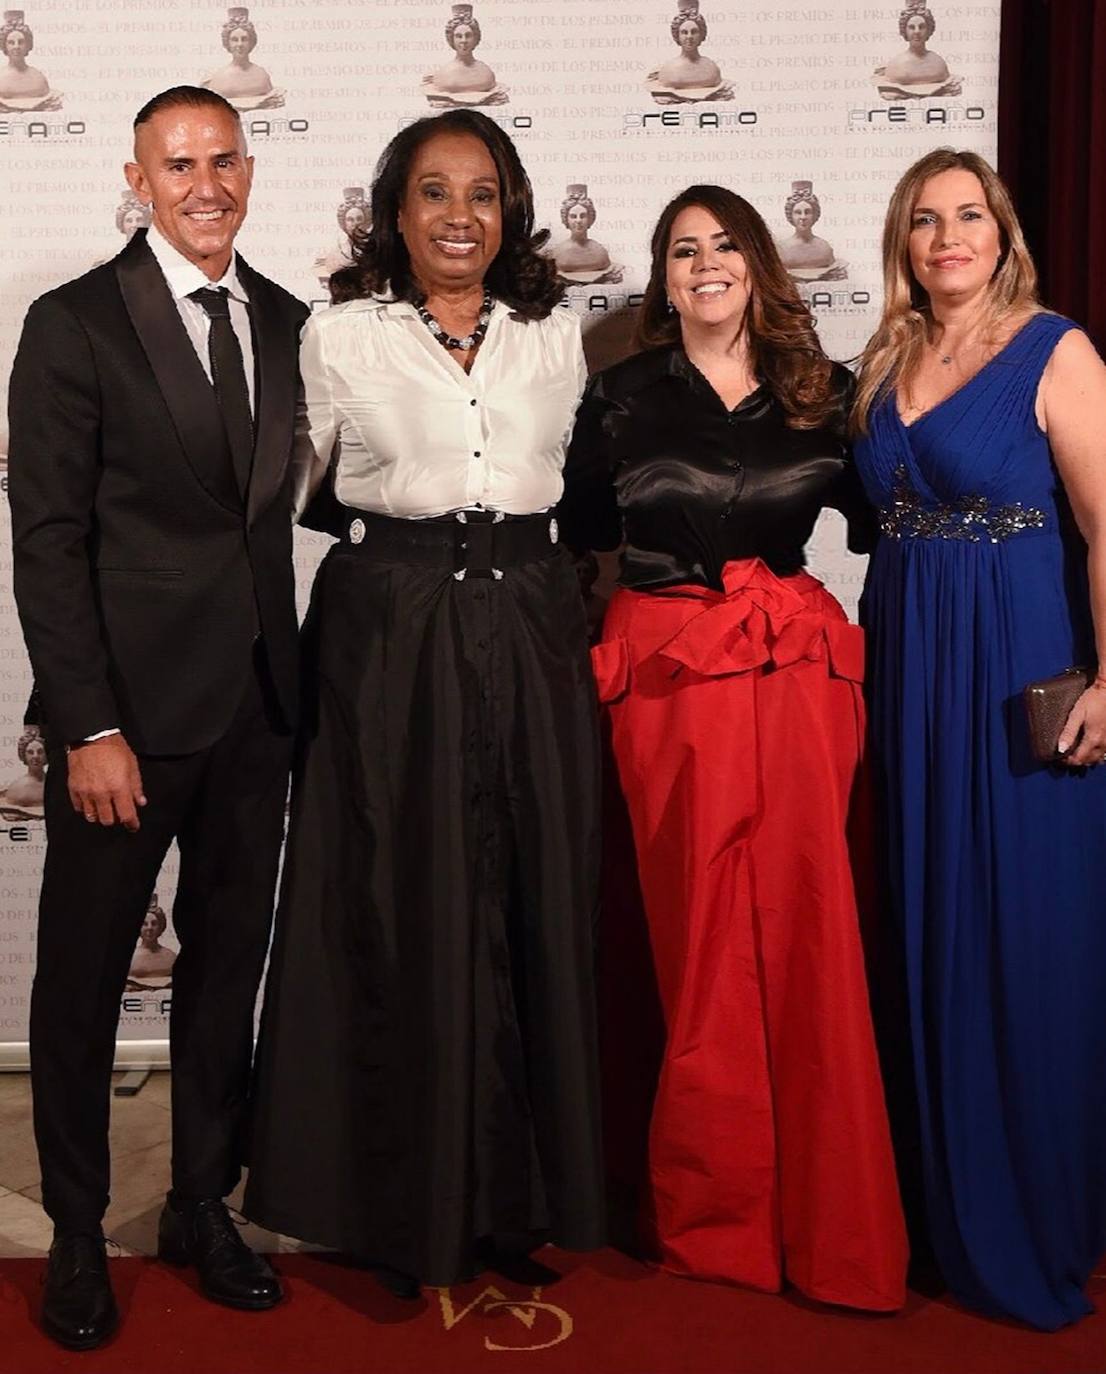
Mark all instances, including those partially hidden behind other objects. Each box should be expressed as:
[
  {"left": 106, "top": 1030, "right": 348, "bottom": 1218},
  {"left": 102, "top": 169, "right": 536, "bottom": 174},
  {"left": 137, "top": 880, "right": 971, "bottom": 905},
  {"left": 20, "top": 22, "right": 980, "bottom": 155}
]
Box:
[
  {"left": 636, "top": 184, "right": 837, "bottom": 430},
  {"left": 329, "top": 110, "right": 562, "bottom": 319}
]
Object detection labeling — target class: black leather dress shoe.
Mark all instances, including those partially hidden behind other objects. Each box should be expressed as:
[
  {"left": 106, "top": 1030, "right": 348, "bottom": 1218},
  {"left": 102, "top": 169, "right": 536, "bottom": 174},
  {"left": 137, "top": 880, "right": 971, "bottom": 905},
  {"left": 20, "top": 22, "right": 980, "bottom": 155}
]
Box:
[
  {"left": 41, "top": 1233, "right": 118, "bottom": 1351},
  {"left": 157, "top": 1197, "right": 282, "bottom": 1310}
]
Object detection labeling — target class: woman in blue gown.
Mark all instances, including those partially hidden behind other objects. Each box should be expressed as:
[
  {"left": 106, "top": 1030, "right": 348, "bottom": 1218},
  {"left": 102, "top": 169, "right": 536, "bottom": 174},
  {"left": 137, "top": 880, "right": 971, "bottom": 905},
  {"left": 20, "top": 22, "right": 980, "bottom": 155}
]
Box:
[{"left": 853, "top": 148, "right": 1106, "bottom": 1330}]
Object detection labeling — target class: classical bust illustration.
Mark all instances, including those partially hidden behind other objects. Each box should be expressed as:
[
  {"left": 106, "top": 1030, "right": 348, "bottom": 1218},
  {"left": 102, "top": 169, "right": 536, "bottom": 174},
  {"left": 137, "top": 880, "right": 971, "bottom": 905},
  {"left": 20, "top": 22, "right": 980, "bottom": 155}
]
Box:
[
  {"left": 313, "top": 186, "right": 369, "bottom": 288},
  {"left": 115, "top": 188, "right": 152, "bottom": 242},
  {"left": 422, "top": 3, "right": 508, "bottom": 108},
  {"left": 0, "top": 9, "right": 61, "bottom": 112},
  {"left": 126, "top": 893, "right": 178, "bottom": 991},
  {"left": 202, "top": 6, "right": 285, "bottom": 111},
  {"left": 92, "top": 190, "right": 153, "bottom": 268},
  {"left": 0, "top": 726, "right": 46, "bottom": 819},
  {"left": 546, "top": 185, "right": 624, "bottom": 286},
  {"left": 92, "top": 190, "right": 153, "bottom": 267},
  {"left": 778, "top": 182, "right": 847, "bottom": 284},
  {"left": 646, "top": 0, "right": 733, "bottom": 106},
  {"left": 873, "top": 1, "right": 962, "bottom": 100}
]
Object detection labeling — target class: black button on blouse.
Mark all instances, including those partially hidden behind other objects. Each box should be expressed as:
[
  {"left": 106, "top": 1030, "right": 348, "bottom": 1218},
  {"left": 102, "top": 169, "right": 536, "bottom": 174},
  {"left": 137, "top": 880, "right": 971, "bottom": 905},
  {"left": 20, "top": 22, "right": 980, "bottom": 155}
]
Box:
[{"left": 560, "top": 347, "right": 876, "bottom": 592}]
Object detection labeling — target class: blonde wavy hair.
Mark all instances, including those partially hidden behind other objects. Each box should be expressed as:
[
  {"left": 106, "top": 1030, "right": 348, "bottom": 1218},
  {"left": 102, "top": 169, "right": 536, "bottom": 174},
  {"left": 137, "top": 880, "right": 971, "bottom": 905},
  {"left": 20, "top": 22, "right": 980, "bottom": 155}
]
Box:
[{"left": 853, "top": 148, "right": 1041, "bottom": 434}]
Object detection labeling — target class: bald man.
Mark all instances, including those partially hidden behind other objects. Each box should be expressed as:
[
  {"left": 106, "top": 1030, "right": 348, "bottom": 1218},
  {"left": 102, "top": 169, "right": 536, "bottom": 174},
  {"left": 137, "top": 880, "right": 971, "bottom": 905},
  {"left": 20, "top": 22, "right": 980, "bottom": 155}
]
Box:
[{"left": 8, "top": 85, "right": 306, "bottom": 1348}]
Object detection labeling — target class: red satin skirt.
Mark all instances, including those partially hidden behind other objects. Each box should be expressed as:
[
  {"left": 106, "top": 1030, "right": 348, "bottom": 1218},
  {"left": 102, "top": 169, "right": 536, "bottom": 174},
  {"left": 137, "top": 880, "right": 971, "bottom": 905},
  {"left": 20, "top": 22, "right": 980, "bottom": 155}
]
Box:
[{"left": 593, "top": 560, "right": 908, "bottom": 1311}]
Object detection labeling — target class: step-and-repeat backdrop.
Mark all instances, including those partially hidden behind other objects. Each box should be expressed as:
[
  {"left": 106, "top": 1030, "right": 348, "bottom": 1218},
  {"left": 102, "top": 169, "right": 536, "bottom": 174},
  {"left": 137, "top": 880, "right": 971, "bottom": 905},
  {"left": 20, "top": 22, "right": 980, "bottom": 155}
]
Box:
[{"left": 0, "top": 0, "right": 1000, "bottom": 1062}]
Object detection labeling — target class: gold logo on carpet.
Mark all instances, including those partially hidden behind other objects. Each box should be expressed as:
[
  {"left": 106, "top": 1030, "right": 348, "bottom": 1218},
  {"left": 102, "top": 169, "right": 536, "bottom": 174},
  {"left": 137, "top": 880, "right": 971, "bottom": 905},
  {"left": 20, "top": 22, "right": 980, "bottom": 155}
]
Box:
[{"left": 434, "top": 1284, "right": 574, "bottom": 1352}]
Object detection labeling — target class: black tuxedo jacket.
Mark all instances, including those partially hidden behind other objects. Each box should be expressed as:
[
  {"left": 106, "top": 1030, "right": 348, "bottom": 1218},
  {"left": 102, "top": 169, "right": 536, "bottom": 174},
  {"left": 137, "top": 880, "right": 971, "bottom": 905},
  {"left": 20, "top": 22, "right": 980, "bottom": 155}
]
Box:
[{"left": 8, "top": 230, "right": 308, "bottom": 754}]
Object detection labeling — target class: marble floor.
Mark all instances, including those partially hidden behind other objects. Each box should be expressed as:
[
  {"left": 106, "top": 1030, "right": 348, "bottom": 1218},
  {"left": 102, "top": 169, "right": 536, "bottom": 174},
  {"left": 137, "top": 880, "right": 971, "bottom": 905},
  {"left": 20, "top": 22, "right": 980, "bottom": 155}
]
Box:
[{"left": 0, "top": 1071, "right": 313, "bottom": 1260}]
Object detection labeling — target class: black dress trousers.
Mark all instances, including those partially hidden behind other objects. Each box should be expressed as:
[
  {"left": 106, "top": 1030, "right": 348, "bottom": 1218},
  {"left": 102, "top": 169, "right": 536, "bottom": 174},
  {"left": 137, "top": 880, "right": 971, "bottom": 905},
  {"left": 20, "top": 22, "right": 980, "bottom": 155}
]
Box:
[{"left": 30, "top": 645, "right": 292, "bottom": 1232}]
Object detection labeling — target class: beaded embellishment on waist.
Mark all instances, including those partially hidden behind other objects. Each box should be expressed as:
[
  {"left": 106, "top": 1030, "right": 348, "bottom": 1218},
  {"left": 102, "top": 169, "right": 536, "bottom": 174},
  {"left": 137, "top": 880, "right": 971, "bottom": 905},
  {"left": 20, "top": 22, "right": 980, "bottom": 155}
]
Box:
[{"left": 878, "top": 465, "right": 1047, "bottom": 543}]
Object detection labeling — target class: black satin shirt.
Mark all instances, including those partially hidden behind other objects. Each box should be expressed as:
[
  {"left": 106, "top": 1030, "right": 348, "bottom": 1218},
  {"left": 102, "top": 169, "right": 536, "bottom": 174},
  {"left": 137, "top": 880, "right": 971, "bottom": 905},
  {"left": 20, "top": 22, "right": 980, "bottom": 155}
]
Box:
[{"left": 560, "top": 348, "right": 876, "bottom": 591}]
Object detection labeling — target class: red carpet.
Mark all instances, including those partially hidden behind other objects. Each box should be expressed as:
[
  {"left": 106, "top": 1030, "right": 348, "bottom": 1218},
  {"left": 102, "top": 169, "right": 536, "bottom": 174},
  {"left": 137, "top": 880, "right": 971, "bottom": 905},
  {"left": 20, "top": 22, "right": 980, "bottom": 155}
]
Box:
[{"left": 1, "top": 1250, "right": 1103, "bottom": 1373}]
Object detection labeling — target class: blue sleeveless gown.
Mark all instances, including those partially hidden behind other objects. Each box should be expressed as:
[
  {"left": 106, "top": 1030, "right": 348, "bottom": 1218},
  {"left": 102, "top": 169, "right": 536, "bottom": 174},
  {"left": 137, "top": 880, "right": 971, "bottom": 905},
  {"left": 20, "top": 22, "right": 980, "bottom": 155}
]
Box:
[{"left": 855, "top": 312, "right": 1106, "bottom": 1330}]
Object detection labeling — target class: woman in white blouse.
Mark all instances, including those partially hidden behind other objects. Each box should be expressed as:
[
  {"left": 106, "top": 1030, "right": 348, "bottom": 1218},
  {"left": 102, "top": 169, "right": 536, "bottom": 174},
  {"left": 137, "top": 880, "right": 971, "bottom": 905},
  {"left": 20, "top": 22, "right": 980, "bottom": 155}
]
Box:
[{"left": 244, "top": 110, "right": 605, "bottom": 1295}]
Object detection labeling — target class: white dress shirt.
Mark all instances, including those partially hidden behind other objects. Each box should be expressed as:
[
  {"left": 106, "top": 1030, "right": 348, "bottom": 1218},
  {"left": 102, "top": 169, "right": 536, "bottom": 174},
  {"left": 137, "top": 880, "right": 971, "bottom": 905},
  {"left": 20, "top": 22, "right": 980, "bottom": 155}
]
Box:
[
  {"left": 292, "top": 296, "right": 587, "bottom": 519},
  {"left": 145, "top": 222, "right": 256, "bottom": 416}
]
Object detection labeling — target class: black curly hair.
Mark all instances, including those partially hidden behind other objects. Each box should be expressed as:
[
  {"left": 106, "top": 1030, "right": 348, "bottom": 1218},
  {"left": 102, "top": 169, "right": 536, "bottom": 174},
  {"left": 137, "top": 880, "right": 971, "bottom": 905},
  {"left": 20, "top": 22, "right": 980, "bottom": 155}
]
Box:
[{"left": 329, "top": 110, "right": 562, "bottom": 319}]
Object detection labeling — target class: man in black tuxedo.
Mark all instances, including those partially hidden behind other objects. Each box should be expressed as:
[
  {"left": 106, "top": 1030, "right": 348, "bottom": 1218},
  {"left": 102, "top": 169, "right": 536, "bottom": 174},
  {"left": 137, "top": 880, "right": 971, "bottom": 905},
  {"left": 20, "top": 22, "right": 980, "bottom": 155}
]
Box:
[{"left": 8, "top": 86, "right": 307, "bottom": 1349}]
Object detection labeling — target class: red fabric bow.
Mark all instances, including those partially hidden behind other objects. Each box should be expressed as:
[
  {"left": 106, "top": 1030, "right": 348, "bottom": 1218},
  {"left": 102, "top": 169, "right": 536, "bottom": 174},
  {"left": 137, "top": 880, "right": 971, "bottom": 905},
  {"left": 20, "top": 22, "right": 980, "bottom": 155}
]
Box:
[{"left": 591, "top": 562, "right": 864, "bottom": 703}]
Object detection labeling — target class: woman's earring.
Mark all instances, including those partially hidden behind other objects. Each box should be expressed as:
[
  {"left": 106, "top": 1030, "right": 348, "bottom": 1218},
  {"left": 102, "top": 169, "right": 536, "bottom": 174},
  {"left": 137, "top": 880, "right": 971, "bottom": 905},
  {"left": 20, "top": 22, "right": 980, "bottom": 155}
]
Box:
[{"left": 665, "top": 297, "right": 675, "bottom": 314}]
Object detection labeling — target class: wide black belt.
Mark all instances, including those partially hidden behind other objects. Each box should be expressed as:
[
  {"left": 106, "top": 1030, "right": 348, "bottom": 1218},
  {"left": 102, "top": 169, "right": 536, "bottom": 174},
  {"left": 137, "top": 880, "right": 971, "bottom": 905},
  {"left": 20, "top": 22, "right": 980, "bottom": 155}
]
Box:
[{"left": 339, "top": 508, "right": 560, "bottom": 580}]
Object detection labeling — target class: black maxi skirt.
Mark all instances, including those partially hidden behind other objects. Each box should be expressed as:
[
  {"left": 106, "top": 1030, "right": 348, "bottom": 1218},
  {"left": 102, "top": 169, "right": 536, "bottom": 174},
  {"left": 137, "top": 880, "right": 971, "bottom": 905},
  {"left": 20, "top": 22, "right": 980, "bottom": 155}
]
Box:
[{"left": 243, "top": 512, "right": 606, "bottom": 1285}]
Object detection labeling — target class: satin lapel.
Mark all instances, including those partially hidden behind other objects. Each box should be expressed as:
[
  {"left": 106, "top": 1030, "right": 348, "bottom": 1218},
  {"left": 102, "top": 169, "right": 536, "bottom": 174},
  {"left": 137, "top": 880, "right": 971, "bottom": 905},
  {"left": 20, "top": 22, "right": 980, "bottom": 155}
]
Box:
[
  {"left": 115, "top": 233, "right": 242, "bottom": 514},
  {"left": 238, "top": 257, "right": 296, "bottom": 527}
]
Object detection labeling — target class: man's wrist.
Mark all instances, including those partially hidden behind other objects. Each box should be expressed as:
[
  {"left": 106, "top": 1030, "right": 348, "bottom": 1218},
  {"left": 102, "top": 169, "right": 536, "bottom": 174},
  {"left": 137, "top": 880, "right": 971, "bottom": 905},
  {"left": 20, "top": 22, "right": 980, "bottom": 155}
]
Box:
[{"left": 66, "top": 727, "right": 121, "bottom": 753}]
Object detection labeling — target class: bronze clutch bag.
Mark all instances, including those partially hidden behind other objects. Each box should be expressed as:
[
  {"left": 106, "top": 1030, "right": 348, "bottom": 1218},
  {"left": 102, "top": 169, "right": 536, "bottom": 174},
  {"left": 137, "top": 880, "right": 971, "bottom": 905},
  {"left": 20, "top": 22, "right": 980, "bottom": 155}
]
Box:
[{"left": 1023, "top": 666, "right": 1094, "bottom": 762}]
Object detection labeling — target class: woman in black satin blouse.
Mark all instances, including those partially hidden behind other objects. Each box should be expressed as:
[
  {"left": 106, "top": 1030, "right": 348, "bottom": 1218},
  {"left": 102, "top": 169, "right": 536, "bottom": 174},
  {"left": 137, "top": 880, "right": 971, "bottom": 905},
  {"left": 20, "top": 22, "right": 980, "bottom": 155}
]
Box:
[{"left": 561, "top": 184, "right": 908, "bottom": 1307}]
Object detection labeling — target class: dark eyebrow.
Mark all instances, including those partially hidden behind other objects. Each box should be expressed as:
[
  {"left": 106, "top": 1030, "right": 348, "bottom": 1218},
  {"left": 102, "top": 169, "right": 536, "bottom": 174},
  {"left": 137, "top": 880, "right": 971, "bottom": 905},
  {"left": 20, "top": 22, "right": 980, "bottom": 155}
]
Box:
[
  {"left": 415, "top": 170, "right": 498, "bottom": 183},
  {"left": 671, "top": 231, "right": 729, "bottom": 246},
  {"left": 161, "top": 149, "right": 240, "bottom": 165}
]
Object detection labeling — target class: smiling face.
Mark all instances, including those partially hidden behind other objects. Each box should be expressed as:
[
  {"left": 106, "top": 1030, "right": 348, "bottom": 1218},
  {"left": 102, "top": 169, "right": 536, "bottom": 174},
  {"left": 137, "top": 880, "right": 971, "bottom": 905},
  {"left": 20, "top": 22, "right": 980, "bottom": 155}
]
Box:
[
  {"left": 665, "top": 203, "right": 749, "bottom": 336},
  {"left": 907, "top": 168, "right": 1001, "bottom": 307},
  {"left": 397, "top": 129, "right": 502, "bottom": 296},
  {"left": 125, "top": 102, "right": 254, "bottom": 281}
]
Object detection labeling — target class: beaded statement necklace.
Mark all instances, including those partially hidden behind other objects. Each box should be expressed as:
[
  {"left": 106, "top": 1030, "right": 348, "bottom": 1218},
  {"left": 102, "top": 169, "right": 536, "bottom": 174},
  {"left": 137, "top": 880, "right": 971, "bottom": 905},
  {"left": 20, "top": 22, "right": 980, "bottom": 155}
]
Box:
[{"left": 415, "top": 288, "right": 494, "bottom": 353}]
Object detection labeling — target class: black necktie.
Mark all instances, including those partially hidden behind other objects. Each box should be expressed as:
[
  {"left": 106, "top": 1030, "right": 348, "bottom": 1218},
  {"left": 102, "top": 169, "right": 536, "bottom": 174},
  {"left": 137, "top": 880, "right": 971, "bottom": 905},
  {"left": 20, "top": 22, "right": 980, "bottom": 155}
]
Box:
[{"left": 189, "top": 286, "right": 254, "bottom": 498}]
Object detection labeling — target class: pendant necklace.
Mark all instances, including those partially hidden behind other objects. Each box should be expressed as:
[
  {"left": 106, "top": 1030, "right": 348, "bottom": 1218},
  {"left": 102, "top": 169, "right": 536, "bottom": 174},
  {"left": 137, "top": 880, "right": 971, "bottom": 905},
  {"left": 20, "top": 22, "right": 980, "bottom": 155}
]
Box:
[
  {"left": 933, "top": 325, "right": 981, "bottom": 367},
  {"left": 416, "top": 288, "right": 494, "bottom": 352}
]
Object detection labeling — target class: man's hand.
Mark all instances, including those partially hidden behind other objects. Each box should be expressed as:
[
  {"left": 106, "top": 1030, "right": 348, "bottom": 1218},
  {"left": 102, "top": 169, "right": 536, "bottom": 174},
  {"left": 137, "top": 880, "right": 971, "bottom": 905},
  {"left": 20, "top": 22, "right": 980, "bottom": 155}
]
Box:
[{"left": 67, "top": 735, "right": 147, "bottom": 832}]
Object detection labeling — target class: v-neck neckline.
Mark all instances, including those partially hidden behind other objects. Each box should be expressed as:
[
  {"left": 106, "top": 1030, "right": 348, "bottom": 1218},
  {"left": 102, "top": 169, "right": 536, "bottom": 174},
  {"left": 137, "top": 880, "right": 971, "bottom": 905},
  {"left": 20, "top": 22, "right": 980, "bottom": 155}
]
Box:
[
  {"left": 674, "top": 349, "right": 766, "bottom": 417},
  {"left": 895, "top": 314, "right": 1039, "bottom": 431}
]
